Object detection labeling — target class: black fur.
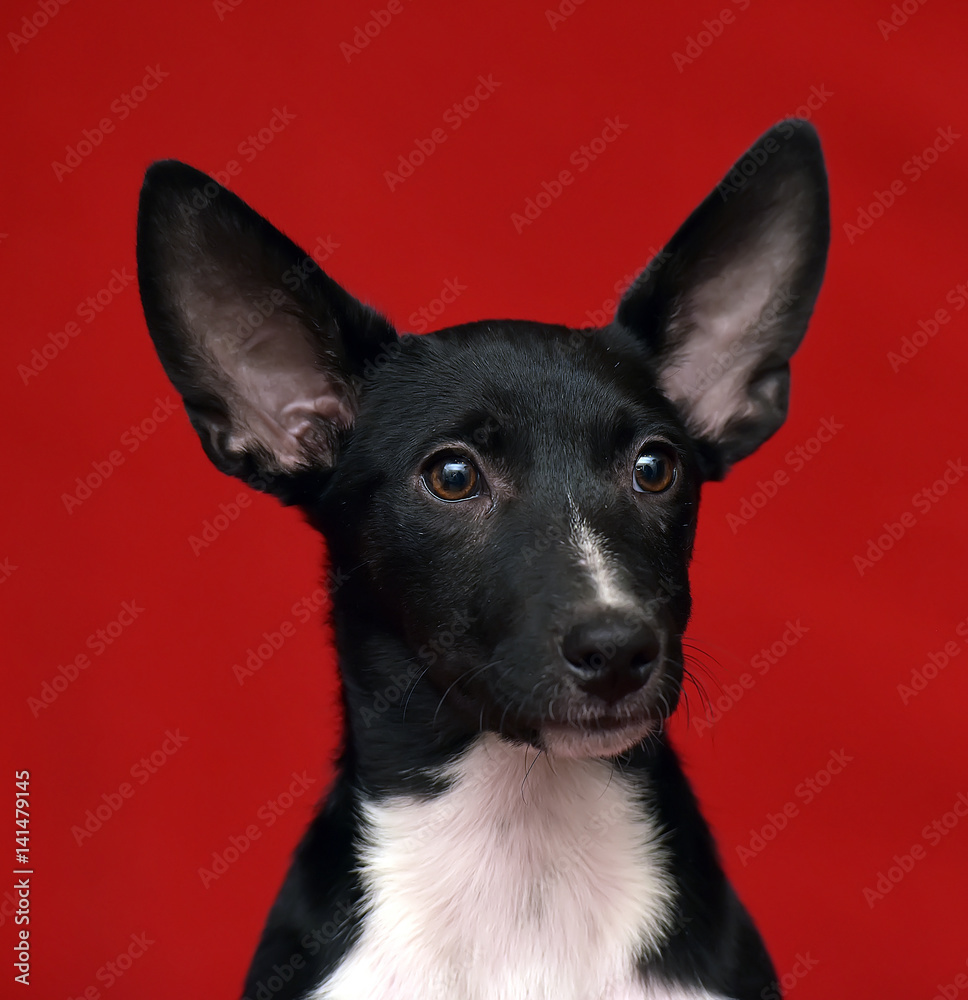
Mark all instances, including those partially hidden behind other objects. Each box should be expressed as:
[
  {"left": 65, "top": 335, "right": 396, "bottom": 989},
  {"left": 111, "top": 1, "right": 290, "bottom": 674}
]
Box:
[{"left": 136, "top": 119, "right": 829, "bottom": 1000}]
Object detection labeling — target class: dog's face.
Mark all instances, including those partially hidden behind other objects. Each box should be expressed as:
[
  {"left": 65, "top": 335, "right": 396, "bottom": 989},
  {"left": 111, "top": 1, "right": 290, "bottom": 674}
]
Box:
[
  {"left": 137, "top": 121, "right": 828, "bottom": 758},
  {"left": 316, "top": 323, "right": 700, "bottom": 757}
]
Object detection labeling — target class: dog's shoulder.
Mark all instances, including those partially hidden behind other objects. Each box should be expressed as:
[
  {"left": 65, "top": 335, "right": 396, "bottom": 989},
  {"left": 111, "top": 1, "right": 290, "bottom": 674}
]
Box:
[{"left": 310, "top": 734, "right": 708, "bottom": 1000}]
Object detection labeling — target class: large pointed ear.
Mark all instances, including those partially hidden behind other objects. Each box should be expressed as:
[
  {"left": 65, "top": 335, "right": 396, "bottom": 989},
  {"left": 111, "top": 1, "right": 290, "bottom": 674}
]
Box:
[
  {"left": 136, "top": 161, "right": 397, "bottom": 503},
  {"left": 615, "top": 119, "right": 830, "bottom": 479}
]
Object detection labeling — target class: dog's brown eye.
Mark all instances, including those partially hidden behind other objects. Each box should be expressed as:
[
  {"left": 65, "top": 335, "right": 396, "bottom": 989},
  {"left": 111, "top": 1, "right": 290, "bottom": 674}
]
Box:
[
  {"left": 424, "top": 455, "right": 480, "bottom": 502},
  {"left": 633, "top": 447, "right": 676, "bottom": 493}
]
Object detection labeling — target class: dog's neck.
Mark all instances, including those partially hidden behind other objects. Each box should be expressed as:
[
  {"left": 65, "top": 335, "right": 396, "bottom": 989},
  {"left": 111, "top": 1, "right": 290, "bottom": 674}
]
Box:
[{"left": 318, "top": 733, "right": 678, "bottom": 1000}]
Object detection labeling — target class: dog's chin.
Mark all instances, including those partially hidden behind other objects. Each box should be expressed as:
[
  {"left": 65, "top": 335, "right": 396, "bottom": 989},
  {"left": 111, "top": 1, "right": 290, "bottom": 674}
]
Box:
[{"left": 538, "top": 718, "right": 657, "bottom": 759}]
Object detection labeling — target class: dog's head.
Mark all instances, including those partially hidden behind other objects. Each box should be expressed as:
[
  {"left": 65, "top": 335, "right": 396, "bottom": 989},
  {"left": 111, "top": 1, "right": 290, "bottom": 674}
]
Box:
[{"left": 137, "top": 121, "right": 828, "bottom": 759}]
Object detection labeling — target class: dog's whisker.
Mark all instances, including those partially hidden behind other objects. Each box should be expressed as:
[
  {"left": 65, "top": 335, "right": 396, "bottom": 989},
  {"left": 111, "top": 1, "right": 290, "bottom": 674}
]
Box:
[
  {"left": 430, "top": 659, "right": 501, "bottom": 729},
  {"left": 681, "top": 664, "right": 714, "bottom": 719},
  {"left": 521, "top": 746, "right": 545, "bottom": 799},
  {"left": 401, "top": 663, "right": 433, "bottom": 721}
]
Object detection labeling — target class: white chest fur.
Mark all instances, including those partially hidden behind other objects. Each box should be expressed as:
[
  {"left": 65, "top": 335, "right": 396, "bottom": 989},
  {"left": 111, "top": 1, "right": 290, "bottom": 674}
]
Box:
[{"left": 308, "top": 735, "right": 727, "bottom": 1000}]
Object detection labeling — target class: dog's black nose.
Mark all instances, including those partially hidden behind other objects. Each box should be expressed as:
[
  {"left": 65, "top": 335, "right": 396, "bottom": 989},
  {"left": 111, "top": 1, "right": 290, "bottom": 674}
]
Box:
[{"left": 562, "top": 617, "right": 661, "bottom": 703}]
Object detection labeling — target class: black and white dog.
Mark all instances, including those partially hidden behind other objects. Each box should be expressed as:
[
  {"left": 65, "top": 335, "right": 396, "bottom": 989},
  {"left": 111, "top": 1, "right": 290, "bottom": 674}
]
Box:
[{"left": 137, "top": 119, "right": 828, "bottom": 1000}]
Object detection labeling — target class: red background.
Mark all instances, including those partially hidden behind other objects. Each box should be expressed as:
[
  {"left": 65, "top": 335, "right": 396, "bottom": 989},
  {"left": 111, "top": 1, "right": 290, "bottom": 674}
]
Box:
[{"left": 4, "top": 1, "right": 968, "bottom": 997}]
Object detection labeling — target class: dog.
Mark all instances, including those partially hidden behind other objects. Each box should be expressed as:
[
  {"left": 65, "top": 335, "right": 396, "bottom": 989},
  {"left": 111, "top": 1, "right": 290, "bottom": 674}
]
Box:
[{"left": 136, "top": 117, "right": 829, "bottom": 1000}]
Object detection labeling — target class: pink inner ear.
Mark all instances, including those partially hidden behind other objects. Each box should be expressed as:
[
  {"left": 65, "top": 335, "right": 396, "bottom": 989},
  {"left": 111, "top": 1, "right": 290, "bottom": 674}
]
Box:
[
  {"left": 277, "top": 395, "right": 355, "bottom": 444},
  {"left": 305, "top": 395, "right": 356, "bottom": 427},
  {"left": 659, "top": 222, "right": 802, "bottom": 440},
  {"left": 183, "top": 283, "right": 352, "bottom": 471}
]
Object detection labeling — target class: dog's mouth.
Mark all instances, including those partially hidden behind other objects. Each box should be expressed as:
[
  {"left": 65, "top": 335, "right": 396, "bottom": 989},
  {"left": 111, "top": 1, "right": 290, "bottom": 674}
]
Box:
[
  {"left": 539, "top": 716, "right": 659, "bottom": 758},
  {"left": 533, "top": 691, "right": 668, "bottom": 757},
  {"left": 426, "top": 646, "right": 682, "bottom": 759},
  {"left": 491, "top": 685, "right": 675, "bottom": 759}
]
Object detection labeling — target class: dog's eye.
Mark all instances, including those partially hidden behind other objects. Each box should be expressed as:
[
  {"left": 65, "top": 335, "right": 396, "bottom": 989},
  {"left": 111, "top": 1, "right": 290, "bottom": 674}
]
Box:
[
  {"left": 423, "top": 455, "right": 481, "bottom": 502},
  {"left": 633, "top": 447, "right": 677, "bottom": 494}
]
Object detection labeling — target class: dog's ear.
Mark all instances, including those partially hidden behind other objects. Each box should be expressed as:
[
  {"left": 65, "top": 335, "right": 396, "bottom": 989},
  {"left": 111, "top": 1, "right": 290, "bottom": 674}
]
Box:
[
  {"left": 136, "top": 161, "right": 397, "bottom": 502},
  {"left": 616, "top": 120, "right": 829, "bottom": 479}
]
